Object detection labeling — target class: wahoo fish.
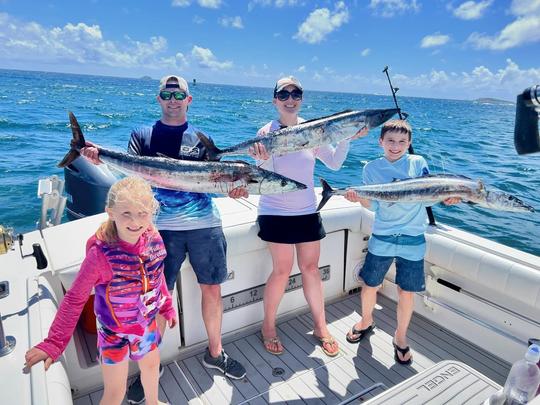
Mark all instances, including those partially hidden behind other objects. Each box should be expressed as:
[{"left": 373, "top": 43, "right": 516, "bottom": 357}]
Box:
[
  {"left": 58, "top": 112, "right": 307, "bottom": 195},
  {"left": 317, "top": 175, "right": 535, "bottom": 212},
  {"left": 198, "top": 108, "right": 401, "bottom": 161}
]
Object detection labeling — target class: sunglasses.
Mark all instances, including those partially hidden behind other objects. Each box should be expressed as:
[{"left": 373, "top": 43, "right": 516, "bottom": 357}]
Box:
[
  {"left": 275, "top": 89, "right": 303, "bottom": 101},
  {"left": 159, "top": 91, "right": 187, "bottom": 101}
]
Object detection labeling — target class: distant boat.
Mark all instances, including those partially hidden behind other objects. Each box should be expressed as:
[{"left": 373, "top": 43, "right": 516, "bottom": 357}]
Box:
[{"left": 193, "top": 78, "right": 196, "bottom": 85}]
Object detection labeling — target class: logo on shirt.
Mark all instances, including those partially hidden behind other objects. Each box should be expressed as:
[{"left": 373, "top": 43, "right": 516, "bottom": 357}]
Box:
[{"left": 180, "top": 145, "right": 200, "bottom": 157}]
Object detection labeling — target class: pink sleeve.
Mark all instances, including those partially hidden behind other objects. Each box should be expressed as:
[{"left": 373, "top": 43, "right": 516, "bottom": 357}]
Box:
[
  {"left": 158, "top": 273, "right": 176, "bottom": 321},
  {"left": 35, "top": 247, "right": 109, "bottom": 361}
]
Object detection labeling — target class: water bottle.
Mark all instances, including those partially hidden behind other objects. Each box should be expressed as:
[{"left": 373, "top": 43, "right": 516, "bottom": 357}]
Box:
[
  {"left": 529, "top": 339, "right": 540, "bottom": 398},
  {"left": 502, "top": 344, "right": 540, "bottom": 404}
]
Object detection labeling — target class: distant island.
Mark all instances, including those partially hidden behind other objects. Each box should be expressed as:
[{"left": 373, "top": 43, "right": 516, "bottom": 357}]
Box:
[
  {"left": 139, "top": 75, "right": 152, "bottom": 80},
  {"left": 473, "top": 97, "right": 514, "bottom": 105}
]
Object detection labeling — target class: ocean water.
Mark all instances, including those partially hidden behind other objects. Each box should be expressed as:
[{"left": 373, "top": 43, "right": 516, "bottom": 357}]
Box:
[{"left": 1, "top": 69, "right": 539, "bottom": 256}]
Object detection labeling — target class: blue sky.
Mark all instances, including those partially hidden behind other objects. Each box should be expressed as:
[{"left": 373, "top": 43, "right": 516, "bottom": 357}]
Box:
[{"left": 0, "top": 0, "right": 539, "bottom": 100}]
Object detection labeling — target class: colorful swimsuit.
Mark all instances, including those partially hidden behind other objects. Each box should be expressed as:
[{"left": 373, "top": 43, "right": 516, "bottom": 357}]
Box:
[{"left": 36, "top": 230, "right": 175, "bottom": 363}]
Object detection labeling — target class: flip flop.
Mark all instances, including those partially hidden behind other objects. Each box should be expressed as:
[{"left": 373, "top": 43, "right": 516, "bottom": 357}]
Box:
[
  {"left": 346, "top": 323, "right": 375, "bottom": 344},
  {"left": 314, "top": 335, "right": 340, "bottom": 357},
  {"left": 261, "top": 334, "right": 283, "bottom": 355},
  {"left": 393, "top": 341, "right": 413, "bottom": 365}
]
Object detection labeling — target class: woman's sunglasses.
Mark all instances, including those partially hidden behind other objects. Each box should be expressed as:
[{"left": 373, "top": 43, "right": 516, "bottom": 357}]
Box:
[
  {"left": 159, "top": 91, "right": 187, "bottom": 101},
  {"left": 275, "top": 89, "right": 303, "bottom": 101}
]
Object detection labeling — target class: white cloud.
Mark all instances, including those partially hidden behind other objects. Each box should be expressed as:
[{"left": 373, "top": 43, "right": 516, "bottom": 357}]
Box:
[
  {"left": 248, "top": 0, "right": 300, "bottom": 11},
  {"left": 369, "top": 0, "right": 420, "bottom": 17},
  {"left": 361, "top": 48, "right": 371, "bottom": 56},
  {"left": 452, "top": 0, "right": 493, "bottom": 20},
  {"left": 297, "top": 65, "right": 306, "bottom": 72},
  {"left": 294, "top": 1, "right": 349, "bottom": 44},
  {"left": 198, "top": 0, "right": 222, "bottom": 8},
  {"left": 192, "top": 15, "right": 205, "bottom": 24},
  {"left": 313, "top": 72, "right": 323, "bottom": 81},
  {"left": 421, "top": 33, "right": 450, "bottom": 48},
  {"left": 172, "top": 0, "right": 191, "bottom": 6},
  {"left": 171, "top": 0, "right": 222, "bottom": 8},
  {"left": 0, "top": 13, "right": 180, "bottom": 69},
  {"left": 219, "top": 16, "right": 244, "bottom": 29},
  {"left": 391, "top": 59, "right": 540, "bottom": 99},
  {"left": 191, "top": 45, "right": 232, "bottom": 70},
  {"left": 466, "top": 0, "right": 540, "bottom": 50}
]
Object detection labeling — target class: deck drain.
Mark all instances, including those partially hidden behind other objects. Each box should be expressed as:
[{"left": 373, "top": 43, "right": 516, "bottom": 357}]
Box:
[{"left": 272, "top": 367, "right": 285, "bottom": 377}]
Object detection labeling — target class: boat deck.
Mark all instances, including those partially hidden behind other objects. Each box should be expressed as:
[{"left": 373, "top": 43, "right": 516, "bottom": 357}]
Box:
[{"left": 73, "top": 292, "right": 510, "bottom": 405}]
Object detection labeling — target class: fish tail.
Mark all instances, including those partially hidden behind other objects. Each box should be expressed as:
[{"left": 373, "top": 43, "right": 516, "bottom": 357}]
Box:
[
  {"left": 317, "top": 178, "right": 335, "bottom": 211},
  {"left": 196, "top": 131, "right": 222, "bottom": 161},
  {"left": 58, "top": 112, "right": 86, "bottom": 168}
]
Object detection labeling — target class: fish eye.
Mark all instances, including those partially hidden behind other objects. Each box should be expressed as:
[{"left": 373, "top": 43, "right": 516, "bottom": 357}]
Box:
[{"left": 281, "top": 179, "right": 287, "bottom": 187}]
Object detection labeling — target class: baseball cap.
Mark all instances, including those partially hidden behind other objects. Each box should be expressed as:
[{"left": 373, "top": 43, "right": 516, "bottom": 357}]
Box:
[
  {"left": 274, "top": 76, "right": 303, "bottom": 93},
  {"left": 159, "top": 75, "right": 189, "bottom": 94}
]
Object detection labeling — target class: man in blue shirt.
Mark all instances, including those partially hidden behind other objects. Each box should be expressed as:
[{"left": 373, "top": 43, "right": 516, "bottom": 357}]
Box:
[
  {"left": 344, "top": 119, "right": 459, "bottom": 365},
  {"left": 82, "top": 75, "right": 247, "bottom": 404}
]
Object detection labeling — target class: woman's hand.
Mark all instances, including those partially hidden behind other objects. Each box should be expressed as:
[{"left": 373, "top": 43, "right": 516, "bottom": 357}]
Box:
[
  {"left": 344, "top": 189, "right": 370, "bottom": 207},
  {"left": 442, "top": 197, "right": 461, "bottom": 205},
  {"left": 249, "top": 142, "right": 270, "bottom": 161},
  {"left": 24, "top": 347, "right": 53, "bottom": 371},
  {"left": 228, "top": 186, "right": 249, "bottom": 199},
  {"left": 80, "top": 141, "right": 102, "bottom": 164},
  {"left": 350, "top": 126, "right": 369, "bottom": 140}
]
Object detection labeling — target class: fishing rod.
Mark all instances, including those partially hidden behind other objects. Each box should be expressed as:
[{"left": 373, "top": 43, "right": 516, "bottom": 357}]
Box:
[{"left": 382, "top": 66, "right": 436, "bottom": 226}]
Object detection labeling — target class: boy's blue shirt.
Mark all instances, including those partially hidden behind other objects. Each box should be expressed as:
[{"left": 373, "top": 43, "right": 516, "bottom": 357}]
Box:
[{"left": 363, "top": 153, "right": 430, "bottom": 261}]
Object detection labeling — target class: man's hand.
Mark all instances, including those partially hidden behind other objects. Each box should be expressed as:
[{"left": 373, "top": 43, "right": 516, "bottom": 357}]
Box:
[
  {"left": 442, "top": 197, "right": 461, "bottom": 205},
  {"left": 344, "top": 189, "right": 371, "bottom": 207},
  {"left": 228, "top": 186, "right": 248, "bottom": 199},
  {"left": 24, "top": 347, "right": 53, "bottom": 371},
  {"left": 80, "top": 141, "right": 102, "bottom": 165},
  {"left": 248, "top": 142, "right": 270, "bottom": 161}
]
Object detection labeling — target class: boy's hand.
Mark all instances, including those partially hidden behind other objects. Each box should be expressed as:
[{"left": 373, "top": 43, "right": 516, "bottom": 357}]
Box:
[
  {"left": 80, "top": 141, "right": 102, "bottom": 165},
  {"left": 442, "top": 197, "right": 461, "bottom": 205},
  {"left": 168, "top": 316, "right": 177, "bottom": 329},
  {"left": 228, "top": 186, "right": 248, "bottom": 199},
  {"left": 249, "top": 142, "right": 270, "bottom": 161},
  {"left": 344, "top": 189, "right": 360, "bottom": 202},
  {"left": 350, "top": 126, "right": 369, "bottom": 140},
  {"left": 24, "top": 347, "right": 53, "bottom": 371}
]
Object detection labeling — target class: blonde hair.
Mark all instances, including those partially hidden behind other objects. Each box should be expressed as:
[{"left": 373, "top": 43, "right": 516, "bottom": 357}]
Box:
[
  {"left": 380, "top": 119, "right": 412, "bottom": 141},
  {"left": 96, "top": 177, "right": 159, "bottom": 243}
]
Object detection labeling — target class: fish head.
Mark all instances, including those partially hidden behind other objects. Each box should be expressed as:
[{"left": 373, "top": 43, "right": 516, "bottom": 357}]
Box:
[
  {"left": 258, "top": 171, "right": 307, "bottom": 194},
  {"left": 364, "top": 108, "right": 401, "bottom": 129},
  {"left": 484, "top": 190, "right": 535, "bottom": 213}
]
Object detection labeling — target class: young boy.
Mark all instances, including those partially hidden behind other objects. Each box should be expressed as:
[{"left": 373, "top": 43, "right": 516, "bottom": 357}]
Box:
[{"left": 344, "top": 119, "right": 459, "bottom": 365}]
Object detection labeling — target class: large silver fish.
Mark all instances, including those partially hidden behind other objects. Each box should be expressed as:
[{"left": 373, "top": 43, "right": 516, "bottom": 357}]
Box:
[
  {"left": 58, "top": 112, "right": 307, "bottom": 195},
  {"left": 198, "top": 108, "right": 401, "bottom": 161},
  {"left": 317, "top": 175, "right": 535, "bottom": 212}
]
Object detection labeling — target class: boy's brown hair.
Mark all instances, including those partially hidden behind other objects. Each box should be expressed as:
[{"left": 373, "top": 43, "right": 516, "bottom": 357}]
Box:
[{"left": 380, "top": 119, "right": 412, "bottom": 141}]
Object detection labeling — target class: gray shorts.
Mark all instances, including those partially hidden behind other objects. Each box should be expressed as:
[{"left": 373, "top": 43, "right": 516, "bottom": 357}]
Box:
[{"left": 160, "top": 227, "right": 228, "bottom": 289}]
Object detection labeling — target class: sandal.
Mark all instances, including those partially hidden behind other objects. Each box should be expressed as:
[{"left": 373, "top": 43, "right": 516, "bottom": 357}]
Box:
[
  {"left": 261, "top": 334, "right": 283, "bottom": 355},
  {"left": 346, "top": 323, "right": 375, "bottom": 344},
  {"left": 393, "top": 341, "right": 413, "bottom": 365},
  {"left": 314, "top": 335, "right": 340, "bottom": 357}
]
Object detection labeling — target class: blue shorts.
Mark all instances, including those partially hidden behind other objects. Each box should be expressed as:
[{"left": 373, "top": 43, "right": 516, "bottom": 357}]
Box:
[
  {"left": 359, "top": 251, "right": 426, "bottom": 292},
  {"left": 160, "top": 227, "right": 228, "bottom": 289}
]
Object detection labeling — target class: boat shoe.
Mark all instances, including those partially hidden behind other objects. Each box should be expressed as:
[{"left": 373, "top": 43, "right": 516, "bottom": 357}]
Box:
[{"left": 203, "top": 348, "right": 247, "bottom": 379}]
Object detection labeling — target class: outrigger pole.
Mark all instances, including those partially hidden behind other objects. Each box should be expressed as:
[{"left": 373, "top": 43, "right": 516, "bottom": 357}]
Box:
[{"left": 382, "top": 66, "right": 436, "bottom": 226}]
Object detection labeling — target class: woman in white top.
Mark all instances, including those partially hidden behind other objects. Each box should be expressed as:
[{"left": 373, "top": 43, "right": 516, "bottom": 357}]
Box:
[{"left": 251, "top": 76, "right": 368, "bottom": 356}]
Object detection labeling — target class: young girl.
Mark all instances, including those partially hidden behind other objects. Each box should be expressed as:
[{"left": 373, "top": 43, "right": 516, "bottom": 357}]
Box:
[
  {"left": 24, "top": 176, "right": 177, "bottom": 405},
  {"left": 250, "top": 76, "right": 369, "bottom": 356}
]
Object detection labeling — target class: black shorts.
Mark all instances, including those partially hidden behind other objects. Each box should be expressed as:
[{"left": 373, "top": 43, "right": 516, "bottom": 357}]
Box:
[{"left": 257, "top": 213, "right": 326, "bottom": 244}]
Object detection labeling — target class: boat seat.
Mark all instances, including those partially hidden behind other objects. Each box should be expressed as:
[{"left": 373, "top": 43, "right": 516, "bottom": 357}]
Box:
[{"left": 425, "top": 230, "right": 540, "bottom": 321}]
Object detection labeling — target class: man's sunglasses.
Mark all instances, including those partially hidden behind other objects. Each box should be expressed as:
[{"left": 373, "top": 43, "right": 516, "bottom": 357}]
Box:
[
  {"left": 275, "top": 89, "right": 303, "bottom": 101},
  {"left": 159, "top": 91, "right": 188, "bottom": 101}
]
